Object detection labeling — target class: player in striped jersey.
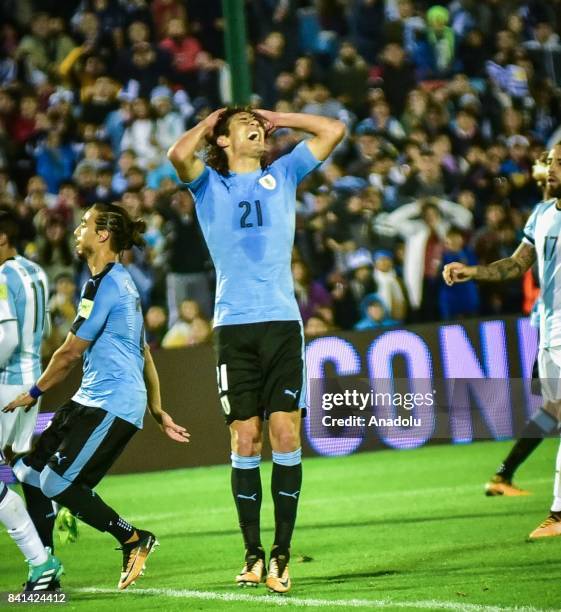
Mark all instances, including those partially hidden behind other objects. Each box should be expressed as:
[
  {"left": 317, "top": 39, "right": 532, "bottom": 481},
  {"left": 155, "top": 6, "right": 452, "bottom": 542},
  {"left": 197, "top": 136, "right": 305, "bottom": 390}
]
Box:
[
  {"left": 0, "top": 207, "right": 62, "bottom": 591},
  {"left": 484, "top": 154, "right": 557, "bottom": 497},
  {"left": 443, "top": 143, "right": 561, "bottom": 539},
  {"left": 0, "top": 225, "right": 48, "bottom": 455}
]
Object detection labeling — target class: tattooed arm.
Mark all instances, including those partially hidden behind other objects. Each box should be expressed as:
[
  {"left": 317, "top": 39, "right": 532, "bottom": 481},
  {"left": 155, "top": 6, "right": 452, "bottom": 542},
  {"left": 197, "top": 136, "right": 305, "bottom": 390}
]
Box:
[{"left": 442, "top": 242, "right": 536, "bottom": 286}]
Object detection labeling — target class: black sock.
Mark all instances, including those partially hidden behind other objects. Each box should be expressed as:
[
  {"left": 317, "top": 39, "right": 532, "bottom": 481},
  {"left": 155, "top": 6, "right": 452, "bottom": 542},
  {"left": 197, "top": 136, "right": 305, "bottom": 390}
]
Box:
[
  {"left": 20, "top": 482, "right": 56, "bottom": 551},
  {"left": 271, "top": 461, "right": 302, "bottom": 558},
  {"left": 496, "top": 417, "right": 553, "bottom": 480},
  {"left": 231, "top": 466, "right": 263, "bottom": 555},
  {"left": 54, "top": 483, "right": 135, "bottom": 544}
]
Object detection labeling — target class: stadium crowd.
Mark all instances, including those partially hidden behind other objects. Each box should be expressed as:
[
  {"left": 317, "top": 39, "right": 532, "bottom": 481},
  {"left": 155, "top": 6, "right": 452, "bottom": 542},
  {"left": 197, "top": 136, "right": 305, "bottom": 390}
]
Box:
[{"left": 0, "top": 0, "right": 559, "bottom": 352}]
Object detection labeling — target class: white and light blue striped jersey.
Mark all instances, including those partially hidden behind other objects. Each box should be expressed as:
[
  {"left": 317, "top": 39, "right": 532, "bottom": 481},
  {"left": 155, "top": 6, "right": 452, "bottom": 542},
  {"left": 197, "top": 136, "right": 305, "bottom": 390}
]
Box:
[
  {"left": 0, "top": 256, "right": 49, "bottom": 385},
  {"left": 523, "top": 199, "right": 561, "bottom": 348}
]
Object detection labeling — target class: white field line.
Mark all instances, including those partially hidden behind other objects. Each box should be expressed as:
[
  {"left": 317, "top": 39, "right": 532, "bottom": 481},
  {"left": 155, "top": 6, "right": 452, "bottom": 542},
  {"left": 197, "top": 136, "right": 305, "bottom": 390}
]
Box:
[{"left": 75, "top": 587, "right": 550, "bottom": 612}]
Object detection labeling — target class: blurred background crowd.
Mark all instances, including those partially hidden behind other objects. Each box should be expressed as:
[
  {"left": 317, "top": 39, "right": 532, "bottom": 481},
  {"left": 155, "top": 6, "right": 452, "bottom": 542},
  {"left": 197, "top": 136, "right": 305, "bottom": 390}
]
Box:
[{"left": 0, "top": 0, "right": 557, "bottom": 353}]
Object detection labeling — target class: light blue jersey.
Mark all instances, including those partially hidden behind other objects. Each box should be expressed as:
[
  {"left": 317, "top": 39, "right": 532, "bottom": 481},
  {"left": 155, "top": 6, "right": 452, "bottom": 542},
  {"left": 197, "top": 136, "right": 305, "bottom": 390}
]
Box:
[
  {"left": 187, "top": 141, "right": 321, "bottom": 326},
  {"left": 523, "top": 198, "right": 561, "bottom": 348},
  {"left": 0, "top": 256, "right": 49, "bottom": 385},
  {"left": 71, "top": 262, "right": 147, "bottom": 428}
]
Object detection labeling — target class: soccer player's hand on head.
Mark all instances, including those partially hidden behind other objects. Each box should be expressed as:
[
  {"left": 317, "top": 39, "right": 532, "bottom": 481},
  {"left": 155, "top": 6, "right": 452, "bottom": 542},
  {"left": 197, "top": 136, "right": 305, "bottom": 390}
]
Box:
[
  {"left": 203, "top": 108, "right": 226, "bottom": 132},
  {"left": 159, "top": 411, "right": 190, "bottom": 443},
  {"left": 442, "top": 262, "right": 473, "bottom": 286},
  {"left": 2, "top": 392, "right": 37, "bottom": 413},
  {"left": 254, "top": 109, "right": 278, "bottom": 135}
]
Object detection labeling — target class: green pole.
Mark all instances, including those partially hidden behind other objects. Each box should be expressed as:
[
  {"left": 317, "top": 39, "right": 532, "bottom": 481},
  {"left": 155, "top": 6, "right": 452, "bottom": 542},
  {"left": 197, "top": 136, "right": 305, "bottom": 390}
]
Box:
[{"left": 222, "top": 0, "right": 252, "bottom": 105}]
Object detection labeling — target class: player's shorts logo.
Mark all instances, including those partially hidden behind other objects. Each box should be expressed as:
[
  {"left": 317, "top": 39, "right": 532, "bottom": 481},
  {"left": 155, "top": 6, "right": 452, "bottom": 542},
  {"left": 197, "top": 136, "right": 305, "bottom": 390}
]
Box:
[{"left": 258, "top": 174, "right": 276, "bottom": 190}]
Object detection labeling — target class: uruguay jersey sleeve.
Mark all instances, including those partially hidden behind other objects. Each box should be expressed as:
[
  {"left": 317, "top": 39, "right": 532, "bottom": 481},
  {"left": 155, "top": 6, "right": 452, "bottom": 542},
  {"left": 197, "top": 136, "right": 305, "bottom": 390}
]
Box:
[
  {"left": 71, "top": 275, "right": 120, "bottom": 341},
  {"left": 275, "top": 141, "right": 322, "bottom": 185},
  {"left": 185, "top": 165, "right": 211, "bottom": 202},
  {"left": 522, "top": 204, "right": 541, "bottom": 246},
  {"left": 0, "top": 271, "right": 16, "bottom": 323}
]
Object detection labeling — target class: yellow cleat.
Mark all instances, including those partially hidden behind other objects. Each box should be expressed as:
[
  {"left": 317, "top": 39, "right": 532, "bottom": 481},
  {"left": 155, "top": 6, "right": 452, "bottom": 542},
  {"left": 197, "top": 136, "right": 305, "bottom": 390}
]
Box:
[
  {"left": 117, "top": 530, "right": 158, "bottom": 590},
  {"left": 528, "top": 513, "right": 561, "bottom": 540},
  {"left": 485, "top": 475, "right": 530, "bottom": 496},
  {"left": 266, "top": 554, "right": 291, "bottom": 594},
  {"left": 235, "top": 554, "right": 265, "bottom": 587}
]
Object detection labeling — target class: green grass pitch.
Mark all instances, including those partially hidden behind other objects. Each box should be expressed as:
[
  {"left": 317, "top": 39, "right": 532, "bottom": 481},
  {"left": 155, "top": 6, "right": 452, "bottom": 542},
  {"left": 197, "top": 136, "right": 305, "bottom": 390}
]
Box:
[{"left": 1, "top": 439, "right": 560, "bottom": 611}]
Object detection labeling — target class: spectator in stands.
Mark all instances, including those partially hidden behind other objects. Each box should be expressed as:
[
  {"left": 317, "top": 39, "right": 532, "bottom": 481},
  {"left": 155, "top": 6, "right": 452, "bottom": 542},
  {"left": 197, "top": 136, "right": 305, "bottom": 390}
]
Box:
[
  {"left": 123, "top": 42, "right": 170, "bottom": 98},
  {"left": 423, "top": 5, "right": 456, "bottom": 78},
  {"left": 523, "top": 19, "right": 561, "bottom": 85},
  {"left": 373, "top": 250, "right": 408, "bottom": 322},
  {"left": 187, "top": 316, "right": 212, "bottom": 346},
  {"left": 36, "top": 216, "right": 75, "bottom": 287},
  {"left": 152, "top": 0, "right": 187, "bottom": 40},
  {"left": 161, "top": 300, "right": 211, "bottom": 348},
  {"left": 400, "top": 89, "right": 429, "bottom": 135},
  {"left": 160, "top": 16, "right": 204, "bottom": 91},
  {"left": 112, "top": 149, "right": 138, "bottom": 195},
  {"left": 145, "top": 305, "right": 168, "bottom": 350},
  {"left": 162, "top": 298, "right": 201, "bottom": 348},
  {"left": 80, "top": 76, "right": 119, "bottom": 126},
  {"left": 379, "top": 42, "right": 416, "bottom": 117},
  {"left": 358, "top": 98, "right": 406, "bottom": 145},
  {"left": 121, "top": 97, "right": 160, "bottom": 169},
  {"left": 348, "top": 0, "right": 385, "bottom": 64},
  {"left": 347, "top": 249, "right": 377, "bottom": 307},
  {"left": 255, "top": 31, "right": 287, "bottom": 109},
  {"left": 163, "top": 189, "right": 212, "bottom": 323},
  {"left": 439, "top": 227, "right": 479, "bottom": 320},
  {"left": 304, "top": 313, "right": 332, "bottom": 337},
  {"left": 43, "top": 272, "right": 77, "bottom": 358},
  {"left": 354, "top": 293, "right": 397, "bottom": 330},
  {"left": 292, "top": 259, "right": 332, "bottom": 324},
  {"left": 328, "top": 41, "right": 369, "bottom": 114},
  {"left": 151, "top": 87, "right": 185, "bottom": 156},
  {"left": 399, "top": 147, "right": 453, "bottom": 199},
  {"left": 33, "top": 131, "right": 76, "bottom": 195},
  {"left": 15, "top": 13, "right": 56, "bottom": 85},
  {"left": 382, "top": 197, "right": 472, "bottom": 321},
  {"left": 347, "top": 125, "right": 380, "bottom": 178}
]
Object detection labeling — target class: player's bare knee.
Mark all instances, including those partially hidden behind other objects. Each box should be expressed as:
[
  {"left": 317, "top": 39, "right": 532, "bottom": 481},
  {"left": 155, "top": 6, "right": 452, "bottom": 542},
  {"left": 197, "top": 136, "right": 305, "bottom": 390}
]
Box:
[
  {"left": 273, "top": 431, "right": 300, "bottom": 452},
  {"left": 269, "top": 412, "right": 301, "bottom": 452},
  {"left": 230, "top": 421, "right": 262, "bottom": 456},
  {"left": 269, "top": 423, "right": 300, "bottom": 452},
  {"left": 233, "top": 436, "right": 262, "bottom": 456}
]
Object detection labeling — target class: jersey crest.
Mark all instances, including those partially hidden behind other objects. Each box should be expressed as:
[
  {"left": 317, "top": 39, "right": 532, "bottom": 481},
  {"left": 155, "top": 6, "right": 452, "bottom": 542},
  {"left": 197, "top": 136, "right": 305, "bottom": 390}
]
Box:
[{"left": 258, "top": 174, "right": 277, "bottom": 190}]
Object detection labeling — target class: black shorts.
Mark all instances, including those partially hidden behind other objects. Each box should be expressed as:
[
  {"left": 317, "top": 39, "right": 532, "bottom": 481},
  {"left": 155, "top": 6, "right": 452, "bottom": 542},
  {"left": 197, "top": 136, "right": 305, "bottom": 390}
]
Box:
[
  {"left": 213, "top": 321, "right": 306, "bottom": 424},
  {"left": 25, "top": 401, "right": 138, "bottom": 490}
]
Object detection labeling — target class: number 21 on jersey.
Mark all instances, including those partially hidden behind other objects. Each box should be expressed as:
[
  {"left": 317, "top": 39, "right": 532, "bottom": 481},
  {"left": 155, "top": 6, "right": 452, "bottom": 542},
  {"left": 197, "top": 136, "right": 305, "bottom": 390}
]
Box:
[{"left": 239, "top": 200, "right": 263, "bottom": 228}]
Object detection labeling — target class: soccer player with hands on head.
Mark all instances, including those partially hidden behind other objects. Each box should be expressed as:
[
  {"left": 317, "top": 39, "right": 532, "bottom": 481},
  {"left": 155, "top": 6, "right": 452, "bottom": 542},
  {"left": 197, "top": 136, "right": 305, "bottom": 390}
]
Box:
[{"left": 168, "top": 106, "right": 345, "bottom": 592}]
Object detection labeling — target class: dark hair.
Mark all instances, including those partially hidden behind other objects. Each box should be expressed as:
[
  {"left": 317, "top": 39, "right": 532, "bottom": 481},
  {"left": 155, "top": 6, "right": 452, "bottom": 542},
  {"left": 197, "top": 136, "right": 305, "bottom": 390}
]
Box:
[
  {"left": 92, "top": 203, "right": 146, "bottom": 253},
  {"left": 0, "top": 206, "right": 19, "bottom": 247},
  {"left": 205, "top": 107, "right": 267, "bottom": 176}
]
